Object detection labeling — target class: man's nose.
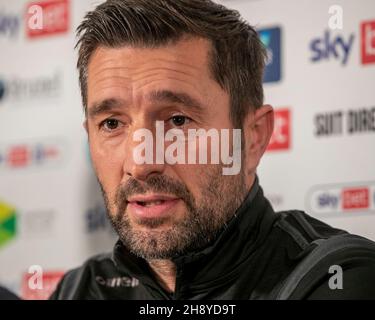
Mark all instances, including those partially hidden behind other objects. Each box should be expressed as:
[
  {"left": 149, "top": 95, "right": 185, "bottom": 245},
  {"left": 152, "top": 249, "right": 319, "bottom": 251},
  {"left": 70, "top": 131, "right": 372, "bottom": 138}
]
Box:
[{"left": 122, "top": 124, "right": 166, "bottom": 181}]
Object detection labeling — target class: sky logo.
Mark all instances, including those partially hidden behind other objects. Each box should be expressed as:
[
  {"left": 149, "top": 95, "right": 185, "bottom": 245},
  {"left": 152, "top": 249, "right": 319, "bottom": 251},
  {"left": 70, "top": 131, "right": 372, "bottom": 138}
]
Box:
[
  {"left": 310, "top": 30, "right": 355, "bottom": 65},
  {"left": 259, "top": 27, "right": 281, "bottom": 83},
  {"left": 318, "top": 192, "right": 339, "bottom": 209}
]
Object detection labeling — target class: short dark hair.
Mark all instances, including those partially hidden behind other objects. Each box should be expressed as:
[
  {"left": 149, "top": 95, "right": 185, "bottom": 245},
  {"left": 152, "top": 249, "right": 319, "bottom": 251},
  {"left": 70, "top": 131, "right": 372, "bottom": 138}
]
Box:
[{"left": 76, "top": 0, "right": 267, "bottom": 127}]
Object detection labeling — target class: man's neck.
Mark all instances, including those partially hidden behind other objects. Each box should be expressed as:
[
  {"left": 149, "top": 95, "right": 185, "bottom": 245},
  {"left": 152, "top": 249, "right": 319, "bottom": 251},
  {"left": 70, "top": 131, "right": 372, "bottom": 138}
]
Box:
[{"left": 148, "top": 259, "right": 177, "bottom": 293}]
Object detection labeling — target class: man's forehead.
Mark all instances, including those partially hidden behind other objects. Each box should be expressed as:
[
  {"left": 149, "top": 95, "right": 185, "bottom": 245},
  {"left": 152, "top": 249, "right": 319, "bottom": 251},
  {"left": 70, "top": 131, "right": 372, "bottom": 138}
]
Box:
[
  {"left": 86, "top": 37, "right": 218, "bottom": 110},
  {"left": 88, "top": 36, "right": 212, "bottom": 74}
]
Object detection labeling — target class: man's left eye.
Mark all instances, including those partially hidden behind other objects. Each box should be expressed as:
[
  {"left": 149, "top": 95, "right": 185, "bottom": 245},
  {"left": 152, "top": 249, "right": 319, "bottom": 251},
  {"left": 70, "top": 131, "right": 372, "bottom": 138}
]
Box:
[{"left": 169, "top": 115, "right": 191, "bottom": 127}]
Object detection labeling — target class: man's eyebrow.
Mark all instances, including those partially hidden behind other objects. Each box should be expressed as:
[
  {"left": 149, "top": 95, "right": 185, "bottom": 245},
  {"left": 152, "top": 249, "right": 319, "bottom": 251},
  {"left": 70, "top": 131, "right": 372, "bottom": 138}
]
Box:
[
  {"left": 88, "top": 91, "right": 203, "bottom": 118},
  {"left": 88, "top": 98, "right": 125, "bottom": 118},
  {"left": 147, "top": 90, "right": 204, "bottom": 111}
]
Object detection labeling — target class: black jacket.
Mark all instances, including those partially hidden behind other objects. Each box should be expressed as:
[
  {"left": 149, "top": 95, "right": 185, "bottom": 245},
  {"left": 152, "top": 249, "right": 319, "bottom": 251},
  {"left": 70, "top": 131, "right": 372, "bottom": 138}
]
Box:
[
  {"left": 50, "top": 178, "right": 375, "bottom": 300},
  {"left": 0, "top": 286, "right": 20, "bottom": 300}
]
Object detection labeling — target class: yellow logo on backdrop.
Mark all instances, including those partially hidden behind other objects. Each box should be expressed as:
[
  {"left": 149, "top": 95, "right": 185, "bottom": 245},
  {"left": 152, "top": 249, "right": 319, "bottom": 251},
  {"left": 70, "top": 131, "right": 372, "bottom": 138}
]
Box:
[{"left": 0, "top": 200, "right": 17, "bottom": 248}]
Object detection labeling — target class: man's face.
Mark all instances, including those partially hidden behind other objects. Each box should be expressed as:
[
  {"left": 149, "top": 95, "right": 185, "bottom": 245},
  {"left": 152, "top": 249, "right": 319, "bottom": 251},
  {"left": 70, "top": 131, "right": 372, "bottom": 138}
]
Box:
[{"left": 86, "top": 37, "right": 249, "bottom": 259}]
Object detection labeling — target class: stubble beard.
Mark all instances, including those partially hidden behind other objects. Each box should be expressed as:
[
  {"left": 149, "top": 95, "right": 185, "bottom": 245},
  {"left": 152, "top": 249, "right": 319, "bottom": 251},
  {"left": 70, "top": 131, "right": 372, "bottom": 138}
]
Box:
[{"left": 100, "top": 165, "right": 246, "bottom": 260}]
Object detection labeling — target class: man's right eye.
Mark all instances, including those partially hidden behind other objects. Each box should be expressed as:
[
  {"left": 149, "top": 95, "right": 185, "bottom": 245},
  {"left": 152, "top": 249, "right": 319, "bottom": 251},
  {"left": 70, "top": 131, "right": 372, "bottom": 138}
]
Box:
[{"left": 100, "top": 118, "right": 120, "bottom": 131}]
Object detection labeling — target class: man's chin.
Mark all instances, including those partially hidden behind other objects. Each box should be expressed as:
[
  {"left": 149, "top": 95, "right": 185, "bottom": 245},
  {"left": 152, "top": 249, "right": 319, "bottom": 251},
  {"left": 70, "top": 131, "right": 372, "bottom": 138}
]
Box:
[
  {"left": 122, "top": 226, "right": 187, "bottom": 260},
  {"left": 116, "top": 213, "right": 196, "bottom": 259},
  {"left": 131, "top": 220, "right": 175, "bottom": 232}
]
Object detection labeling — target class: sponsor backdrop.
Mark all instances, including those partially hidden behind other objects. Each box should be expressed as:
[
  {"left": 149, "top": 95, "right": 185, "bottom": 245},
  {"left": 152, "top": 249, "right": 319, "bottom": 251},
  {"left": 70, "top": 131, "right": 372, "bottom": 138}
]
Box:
[{"left": 0, "top": 0, "right": 374, "bottom": 298}]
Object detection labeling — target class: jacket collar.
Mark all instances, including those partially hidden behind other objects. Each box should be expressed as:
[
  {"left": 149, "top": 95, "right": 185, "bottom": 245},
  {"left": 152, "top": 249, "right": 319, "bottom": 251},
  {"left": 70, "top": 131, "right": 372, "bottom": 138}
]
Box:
[{"left": 112, "top": 176, "right": 278, "bottom": 298}]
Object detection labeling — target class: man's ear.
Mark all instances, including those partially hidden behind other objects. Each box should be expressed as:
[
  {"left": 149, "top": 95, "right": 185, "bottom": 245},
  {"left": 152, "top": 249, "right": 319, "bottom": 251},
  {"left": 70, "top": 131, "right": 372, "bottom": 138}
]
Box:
[{"left": 245, "top": 104, "right": 274, "bottom": 159}]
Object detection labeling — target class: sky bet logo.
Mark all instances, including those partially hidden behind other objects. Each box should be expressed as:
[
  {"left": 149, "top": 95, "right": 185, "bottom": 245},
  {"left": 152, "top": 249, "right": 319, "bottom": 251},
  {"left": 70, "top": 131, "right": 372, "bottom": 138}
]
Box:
[
  {"left": 0, "top": 0, "right": 68, "bottom": 40},
  {"left": 25, "top": 0, "right": 69, "bottom": 38},
  {"left": 307, "top": 182, "right": 375, "bottom": 216},
  {"left": 259, "top": 27, "right": 281, "bottom": 83},
  {"left": 310, "top": 19, "right": 375, "bottom": 66}
]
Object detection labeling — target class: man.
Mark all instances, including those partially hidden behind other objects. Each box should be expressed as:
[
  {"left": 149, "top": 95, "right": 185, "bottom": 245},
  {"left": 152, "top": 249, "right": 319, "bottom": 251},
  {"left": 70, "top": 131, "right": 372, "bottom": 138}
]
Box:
[{"left": 50, "top": 0, "right": 375, "bottom": 299}]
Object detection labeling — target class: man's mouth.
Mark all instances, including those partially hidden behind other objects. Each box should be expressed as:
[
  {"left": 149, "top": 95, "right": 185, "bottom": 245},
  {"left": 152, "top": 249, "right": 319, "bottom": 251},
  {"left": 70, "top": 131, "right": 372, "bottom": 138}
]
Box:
[
  {"left": 134, "top": 200, "right": 167, "bottom": 207},
  {"left": 126, "top": 194, "right": 181, "bottom": 220}
]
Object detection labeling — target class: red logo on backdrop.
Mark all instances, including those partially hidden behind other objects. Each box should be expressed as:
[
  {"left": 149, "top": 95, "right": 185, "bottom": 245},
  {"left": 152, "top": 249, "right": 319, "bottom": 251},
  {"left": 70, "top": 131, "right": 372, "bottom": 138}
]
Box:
[
  {"left": 22, "top": 271, "right": 64, "bottom": 300},
  {"left": 25, "top": 0, "right": 69, "bottom": 38},
  {"left": 267, "top": 108, "right": 291, "bottom": 151},
  {"left": 342, "top": 188, "right": 369, "bottom": 210},
  {"left": 3, "top": 144, "right": 59, "bottom": 168},
  {"left": 361, "top": 20, "right": 375, "bottom": 65},
  {"left": 7, "top": 145, "right": 29, "bottom": 167}
]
